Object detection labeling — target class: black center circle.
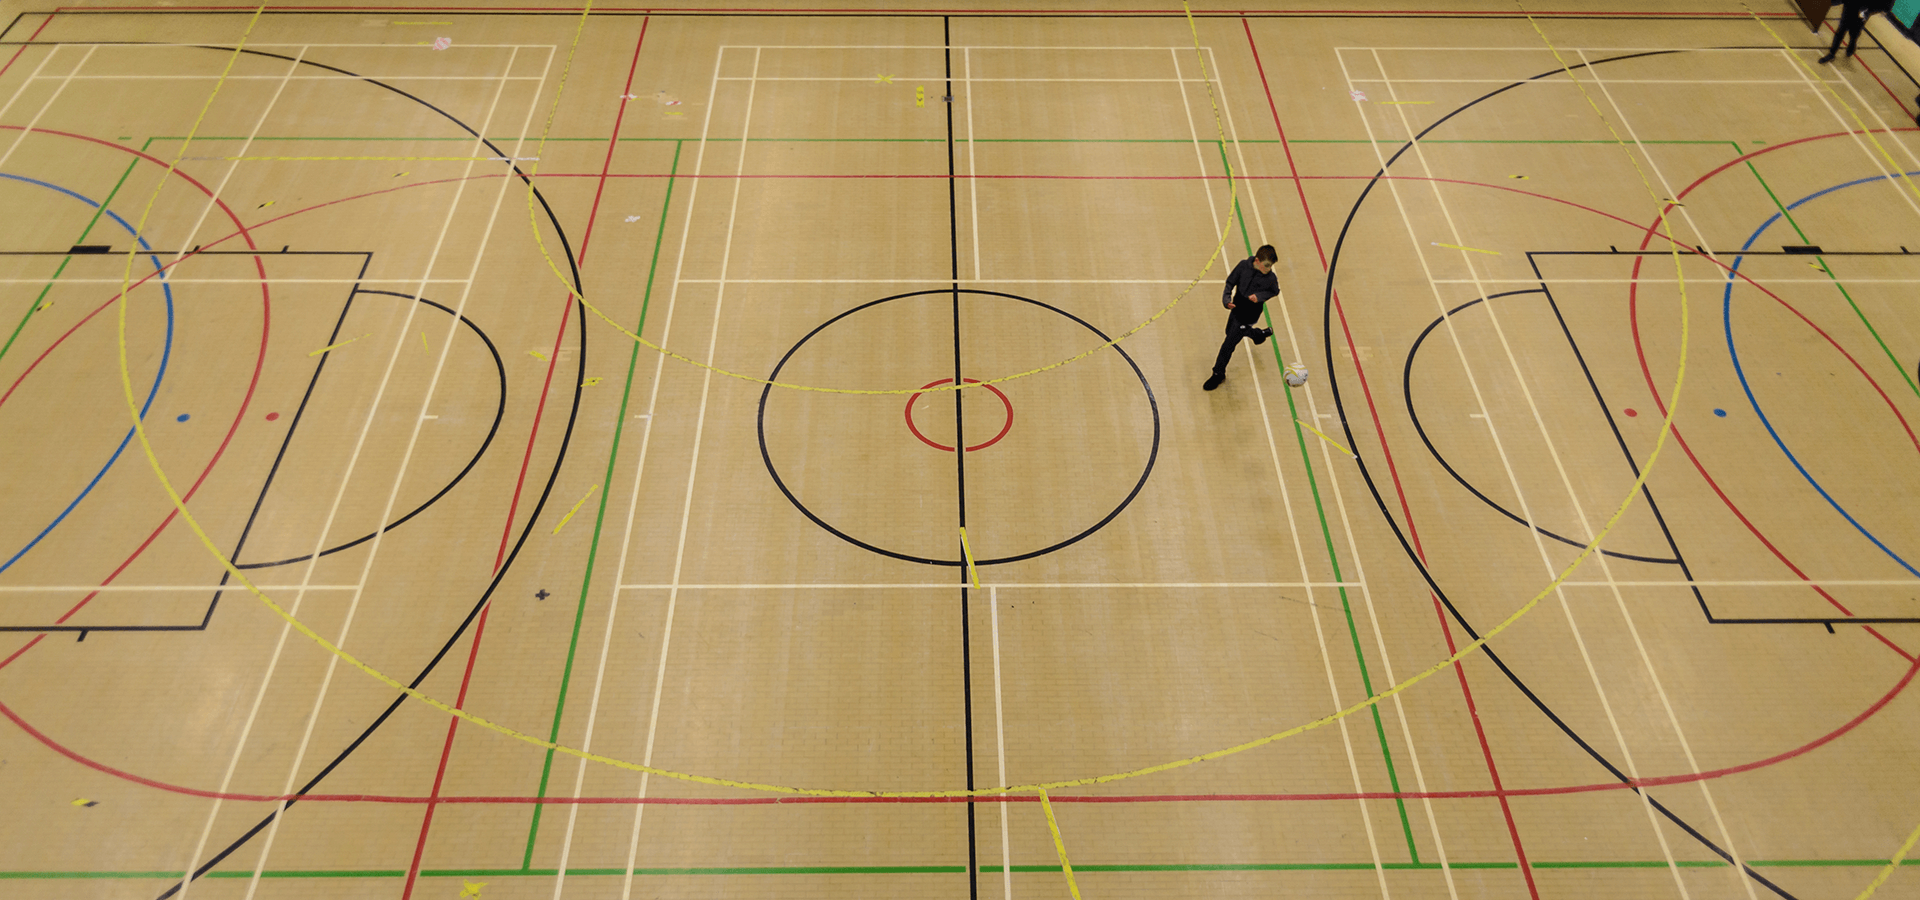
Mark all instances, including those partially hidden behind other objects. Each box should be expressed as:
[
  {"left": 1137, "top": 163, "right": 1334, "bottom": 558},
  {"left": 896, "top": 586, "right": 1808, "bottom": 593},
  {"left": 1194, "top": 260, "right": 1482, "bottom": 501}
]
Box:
[{"left": 757, "top": 289, "right": 1159, "bottom": 567}]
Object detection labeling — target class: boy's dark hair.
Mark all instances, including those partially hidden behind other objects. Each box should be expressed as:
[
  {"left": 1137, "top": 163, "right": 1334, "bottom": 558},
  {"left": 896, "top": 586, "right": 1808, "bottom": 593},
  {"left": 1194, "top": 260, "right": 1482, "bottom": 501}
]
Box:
[{"left": 1255, "top": 244, "right": 1278, "bottom": 263}]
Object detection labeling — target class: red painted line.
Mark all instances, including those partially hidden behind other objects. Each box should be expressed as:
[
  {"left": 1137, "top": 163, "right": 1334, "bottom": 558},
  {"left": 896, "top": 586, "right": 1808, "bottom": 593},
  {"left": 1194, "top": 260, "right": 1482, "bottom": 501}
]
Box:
[
  {"left": 0, "top": 11, "right": 57, "bottom": 80},
  {"left": 0, "top": 126, "right": 268, "bottom": 658},
  {"left": 398, "top": 603, "right": 493, "bottom": 900},
  {"left": 47, "top": 4, "right": 1799, "bottom": 17},
  {"left": 1243, "top": 18, "right": 1539, "bottom": 891},
  {"left": 1622, "top": 130, "right": 1917, "bottom": 662},
  {"left": 4, "top": 645, "right": 1913, "bottom": 807},
  {"left": 421, "top": 21, "right": 651, "bottom": 890},
  {"left": 485, "top": 16, "right": 648, "bottom": 573},
  {"left": 904, "top": 378, "right": 1012, "bottom": 452}
]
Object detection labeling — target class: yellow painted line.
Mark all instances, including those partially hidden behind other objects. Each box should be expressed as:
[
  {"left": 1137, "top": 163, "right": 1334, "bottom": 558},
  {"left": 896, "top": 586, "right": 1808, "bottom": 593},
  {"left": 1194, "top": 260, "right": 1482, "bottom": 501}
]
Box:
[
  {"left": 99, "top": 0, "right": 1681, "bottom": 835},
  {"left": 420, "top": 330, "right": 430, "bottom": 354},
  {"left": 1295, "top": 419, "right": 1356, "bottom": 458},
  {"left": 1855, "top": 818, "right": 1920, "bottom": 898},
  {"left": 70, "top": 798, "right": 93, "bottom": 807},
  {"left": 550, "top": 485, "right": 597, "bottom": 535},
  {"left": 1509, "top": 174, "right": 1529, "bottom": 180},
  {"left": 225, "top": 155, "right": 503, "bottom": 161},
  {"left": 1038, "top": 789, "right": 1084, "bottom": 900},
  {"left": 1431, "top": 241, "right": 1500, "bottom": 255},
  {"left": 308, "top": 332, "right": 369, "bottom": 357},
  {"left": 528, "top": 349, "right": 548, "bottom": 362},
  {"left": 959, "top": 526, "right": 980, "bottom": 589}
]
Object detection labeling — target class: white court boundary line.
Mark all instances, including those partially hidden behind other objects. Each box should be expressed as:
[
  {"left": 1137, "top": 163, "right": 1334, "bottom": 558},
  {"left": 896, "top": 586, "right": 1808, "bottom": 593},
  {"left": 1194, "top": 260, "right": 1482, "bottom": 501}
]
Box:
[
  {"left": 172, "top": 45, "right": 314, "bottom": 898},
  {"left": 235, "top": 45, "right": 551, "bottom": 898},
  {"left": 1207, "top": 44, "right": 1461, "bottom": 897}
]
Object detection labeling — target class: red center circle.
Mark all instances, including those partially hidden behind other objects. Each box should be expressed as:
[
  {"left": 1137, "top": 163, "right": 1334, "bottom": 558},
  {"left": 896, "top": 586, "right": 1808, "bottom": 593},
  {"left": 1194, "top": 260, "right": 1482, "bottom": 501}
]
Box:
[{"left": 904, "top": 378, "right": 1013, "bottom": 452}]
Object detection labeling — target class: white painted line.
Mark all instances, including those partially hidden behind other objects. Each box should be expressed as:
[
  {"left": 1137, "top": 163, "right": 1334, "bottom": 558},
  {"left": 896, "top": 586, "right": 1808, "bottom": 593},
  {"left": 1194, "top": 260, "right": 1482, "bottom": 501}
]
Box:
[
  {"left": 1219, "top": 46, "right": 1460, "bottom": 895},
  {"left": 614, "top": 581, "right": 1366, "bottom": 590},
  {"left": 0, "top": 584, "right": 361, "bottom": 592},
  {"left": 613, "top": 42, "right": 735, "bottom": 900},
  {"left": 240, "top": 45, "right": 547, "bottom": 898},
  {"left": 990, "top": 585, "right": 1012, "bottom": 900},
  {"left": 0, "top": 46, "right": 95, "bottom": 175}
]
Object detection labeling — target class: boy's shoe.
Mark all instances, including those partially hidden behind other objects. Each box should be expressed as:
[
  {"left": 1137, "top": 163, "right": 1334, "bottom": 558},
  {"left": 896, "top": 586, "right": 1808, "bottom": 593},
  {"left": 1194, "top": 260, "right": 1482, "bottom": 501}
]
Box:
[
  {"left": 1203, "top": 373, "right": 1225, "bottom": 391},
  {"left": 1252, "top": 328, "right": 1273, "bottom": 345}
]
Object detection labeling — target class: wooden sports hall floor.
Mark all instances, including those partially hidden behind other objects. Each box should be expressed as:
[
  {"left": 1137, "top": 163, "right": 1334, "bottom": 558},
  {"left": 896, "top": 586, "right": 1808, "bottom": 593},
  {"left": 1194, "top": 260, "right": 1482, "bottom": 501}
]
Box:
[{"left": 3, "top": 1, "right": 1920, "bottom": 898}]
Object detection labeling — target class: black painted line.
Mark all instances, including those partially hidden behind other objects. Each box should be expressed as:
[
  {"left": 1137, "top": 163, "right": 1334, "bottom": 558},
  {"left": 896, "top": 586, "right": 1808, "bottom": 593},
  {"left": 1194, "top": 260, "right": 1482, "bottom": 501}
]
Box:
[
  {"left": 944, "top": 17, "right": 979, "bottom": 900},
  {"left": 1320, "top": 50, "right": 1799, "bottom": 900},
  {"left": 200, "top": 255, "right": 369, "bottom": 628},
  {"left": 66, "top": 244, "right": 109, "bottom": 254},
  {"left": 151, "top": 46, "right": 590, "bottom": 900},
  {"left": 1524, "top": 255, "right": 1719, "bottom": 625},
  {"left": 234, "top": 288, "right": 508, "bottom": 569},
  {"left": 1399, "top": 289, "right": 1680, "bottom": 565}
]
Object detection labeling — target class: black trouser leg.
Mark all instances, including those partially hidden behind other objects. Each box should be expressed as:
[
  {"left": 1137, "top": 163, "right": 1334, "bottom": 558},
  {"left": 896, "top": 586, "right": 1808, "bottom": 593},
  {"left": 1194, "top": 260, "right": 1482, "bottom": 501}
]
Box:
[{"left": 1212, "top": 312, "right": 1263, "bottom": 377}]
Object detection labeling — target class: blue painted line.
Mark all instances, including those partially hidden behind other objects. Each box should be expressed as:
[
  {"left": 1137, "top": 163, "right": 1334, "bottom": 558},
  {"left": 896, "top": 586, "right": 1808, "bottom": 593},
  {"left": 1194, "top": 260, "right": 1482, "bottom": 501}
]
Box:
[
  {"left": 0, "top": 172, "right": 174, "bottom": 575},
  {"left": 1722, "top": 170, "right": 1920, "bottom": 578}
]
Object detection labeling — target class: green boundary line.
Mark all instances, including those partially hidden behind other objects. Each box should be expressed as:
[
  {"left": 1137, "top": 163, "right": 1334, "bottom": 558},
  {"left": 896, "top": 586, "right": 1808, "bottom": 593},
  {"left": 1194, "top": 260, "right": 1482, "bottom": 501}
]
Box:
[
  {"left": 0, "top": 142, "right": 150, "bottom": 370},
  {"left": 1738, "top": 147, "right": 1920, "bottom": 402},
  {"left": 520, "top": 138, "right": 683, "bottom": 869},
  {"left": 7, "top": 858, "right": 1914, "bottom": 880}
]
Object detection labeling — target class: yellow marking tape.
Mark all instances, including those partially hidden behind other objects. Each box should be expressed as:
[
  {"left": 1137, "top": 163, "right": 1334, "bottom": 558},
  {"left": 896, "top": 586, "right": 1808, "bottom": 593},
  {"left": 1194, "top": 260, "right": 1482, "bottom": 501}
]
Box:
[
  {"left": 528, "top": 349, "right": 548, "bottom": 362},
  {"left": 581, "top": 376, "right": 602, "bottom": 386},
  {"left": 70, "top": 798, "right": 93, "bottom": 807},
  {"left": 959, "top": 526, "right": 980, "bottom": 589},
  {"left": 1509, "top": 174, "right": 1528, "bottom": 180},
  {"left": 106, "top": 8, "right": 1685, "bottom": 876},
  {"left": 458, "top": 879, "right": 487, "bottom": 898},
  {"left": 1038, "top": 789, "right": 1084, "bottom": 900},
  {"left": 1855, "top": 818, "right": 1920, "bottom": 899},
  {"left": 1431, "top": 241, "right": 1500, "bottom": 255},
  {"left": 876, "top": 73, "right": 893, "bottom": 83},
  {"left": 308, "top": 332, "right": 369, "bottom": 356},
  {"left": 550, "top": 485, "right": 597, "bottom": 535},
  {"left": 915, "top": 85, "right": 925, "bottom": 107},
  {"left": 36, "top": 299, "right": 51, "bottom": 311},
  {"left": 1295, "top": 419, "right": 1356, "bottom": 458}
]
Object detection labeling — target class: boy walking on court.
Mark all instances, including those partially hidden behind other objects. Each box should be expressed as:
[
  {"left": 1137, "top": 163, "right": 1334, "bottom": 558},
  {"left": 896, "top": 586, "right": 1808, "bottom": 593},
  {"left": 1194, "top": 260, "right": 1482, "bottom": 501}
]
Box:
[{"left": 1203, "top": 244, "right": 1281, "bottom": 391}]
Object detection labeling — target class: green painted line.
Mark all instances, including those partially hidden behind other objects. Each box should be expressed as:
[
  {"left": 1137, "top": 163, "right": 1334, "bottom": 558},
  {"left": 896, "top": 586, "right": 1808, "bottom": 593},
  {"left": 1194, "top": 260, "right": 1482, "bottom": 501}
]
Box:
[
  {"left": 1228, "top": 213, "right": 1417, "bottom": 863},
  {"left": 521, "top": 138, "right": 684, "bottom": 869},
  {"left": 0, "top": 151, "right": 146, "bottom": 370},
  {"left": 1740, "top": 153, "right": 1920, "bottom": 403},
  {"left": 432, "top": 866, "right": 967, "bottom": 877},
  {"left": 8, "top": 858, "right": 1916, "bottom": 880}
]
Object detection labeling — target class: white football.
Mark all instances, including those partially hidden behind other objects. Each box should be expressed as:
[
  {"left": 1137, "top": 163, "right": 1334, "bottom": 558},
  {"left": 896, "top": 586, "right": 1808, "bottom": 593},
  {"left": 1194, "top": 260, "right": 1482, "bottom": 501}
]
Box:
[{"left": 1284, "top": 362, "right": 1310, "bottom": 387}]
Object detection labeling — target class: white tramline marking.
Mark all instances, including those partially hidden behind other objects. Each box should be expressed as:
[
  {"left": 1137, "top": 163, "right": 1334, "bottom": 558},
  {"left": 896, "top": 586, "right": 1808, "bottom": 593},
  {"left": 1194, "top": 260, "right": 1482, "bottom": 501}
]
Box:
[
  {"left": 237, "top": 45, "right": 548, "bottom": 899},
  {"left": 991, "top": 585, "right": 1012, "bottom": 900},
  {"left": 596, "top": 42, "right": 735, "bottom": 900},
  {"left": 1778, "top": 46, "right": 1920, "bottom": 226},
  {"left": 170, "top": 46, "right": 315, "bottom": 900},
  {"left": 1209, "top": 42, "right": 1465, "bottom": 895},
  {"left": 965, "top": 47, "right": 982, "bottom": 282},
  {"left": 1370, "top": 41, "right": 1709, "bottom": 895},
  {"left": 0, "top": 44, "right": 61, "bottom": 127},
  {"left": 0, "top": 46, "right": 95, "bottom": 175}
]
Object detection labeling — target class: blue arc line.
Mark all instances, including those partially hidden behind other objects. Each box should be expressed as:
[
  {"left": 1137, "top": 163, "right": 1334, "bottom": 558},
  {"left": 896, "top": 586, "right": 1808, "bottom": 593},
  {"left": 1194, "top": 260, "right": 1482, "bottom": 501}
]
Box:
[
  {"left": 1722, "top": 170, "right": 1920, "bottom": 578},
  {"left": 0, "top": 172, "right": 174, "bottom": 575}
]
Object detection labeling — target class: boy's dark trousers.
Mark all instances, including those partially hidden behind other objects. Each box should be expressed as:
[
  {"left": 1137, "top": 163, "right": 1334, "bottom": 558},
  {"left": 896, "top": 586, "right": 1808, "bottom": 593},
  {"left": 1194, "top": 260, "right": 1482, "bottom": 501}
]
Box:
[{"left": 1212, "top": 302, "right": 1266, "bottom": 377}]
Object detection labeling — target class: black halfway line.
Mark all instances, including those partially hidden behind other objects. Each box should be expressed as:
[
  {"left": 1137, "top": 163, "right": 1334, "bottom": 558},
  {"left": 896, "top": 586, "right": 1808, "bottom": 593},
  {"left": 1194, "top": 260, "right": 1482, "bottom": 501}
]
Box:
[{"left": 944, "top": 17, "right": 980, "bottom": 900}]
